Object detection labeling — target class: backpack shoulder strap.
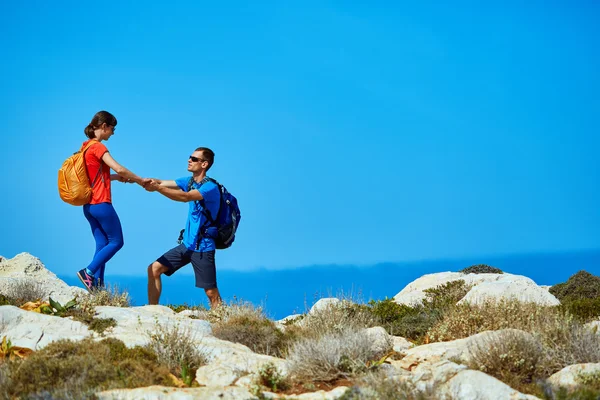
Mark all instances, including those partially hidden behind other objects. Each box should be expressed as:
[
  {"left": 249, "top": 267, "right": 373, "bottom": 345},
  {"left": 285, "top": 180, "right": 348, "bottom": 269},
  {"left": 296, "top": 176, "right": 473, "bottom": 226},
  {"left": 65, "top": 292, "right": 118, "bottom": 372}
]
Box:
[{"left": 81, "top": 140, "right": 103, "bottom": 187}]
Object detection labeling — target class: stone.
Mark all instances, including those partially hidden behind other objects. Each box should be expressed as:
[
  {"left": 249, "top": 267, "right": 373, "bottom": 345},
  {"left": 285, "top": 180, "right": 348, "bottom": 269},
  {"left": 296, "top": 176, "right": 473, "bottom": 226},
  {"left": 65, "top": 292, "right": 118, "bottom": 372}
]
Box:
[
  {"left": 365, "top": 326, "right": 393, "bottom": 354},
  {"left": 459, "top": 280, "right": 559, "bottom": 306},
  {"left": 392, "top": 336, "right": 414, "bottom": 352},
  {"left": 309, "top": 298, "right": 341, "bottom": 314},
  {"left": 438, "top": 369, "right": 541, "bottom": 399},
  {"left": 97, "top": 385, "right": 255, "bottom": 400},
  {"left": 0, "top": 305, "right": 91, "bottom": 350},
  {"left": 547, "top": 363, "right": 600, "bottom": 393},
  {"left": 0, "top": 253, "right": 86, "bottom": 304}
]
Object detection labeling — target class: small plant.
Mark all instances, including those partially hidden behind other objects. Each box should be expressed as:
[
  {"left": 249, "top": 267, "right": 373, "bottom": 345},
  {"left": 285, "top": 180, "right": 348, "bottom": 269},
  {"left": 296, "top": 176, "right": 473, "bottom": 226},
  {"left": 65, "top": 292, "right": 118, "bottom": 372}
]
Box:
[
  {"left": 286, "top": 328, "right": 383, "bottom": 382},
  {"left": 78, "top": 284, "right": 131, "bottom": 310},
  {"left": 145, "top": 322, "right": 207, "bottom": 378},
  {"left": 0, "top": 336, "right": 34, "bottom": 362},
  {"left": 166, "top": 303, "right": 207, "bottom": 313},
  {"left": 40, "top": 297, "right": 77, "bottom": 317},
  {"left": 467, "top": 330, "right": 543, "bottom": 390},
  {"left": 460, "top": 264, "right": 503, "bottom": 274},
  {"left": 255, "top": 362, "right": 290, "bottom": 392},
  {"left": 2, "top": 279, "right": 47, "bottom": 306},
  {"left": 338, "top": 370, "right": 428, "bottom": 400},
  {"left": 87, "top": 318, "right": 117, "bottom": 335}
]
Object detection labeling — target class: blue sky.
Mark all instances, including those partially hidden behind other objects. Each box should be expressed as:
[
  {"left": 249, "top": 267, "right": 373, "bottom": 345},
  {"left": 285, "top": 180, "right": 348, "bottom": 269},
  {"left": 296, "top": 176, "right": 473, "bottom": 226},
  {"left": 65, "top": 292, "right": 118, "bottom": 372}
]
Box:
[{"left": 1, "top": 1, "right": 598, "bottom": 277}]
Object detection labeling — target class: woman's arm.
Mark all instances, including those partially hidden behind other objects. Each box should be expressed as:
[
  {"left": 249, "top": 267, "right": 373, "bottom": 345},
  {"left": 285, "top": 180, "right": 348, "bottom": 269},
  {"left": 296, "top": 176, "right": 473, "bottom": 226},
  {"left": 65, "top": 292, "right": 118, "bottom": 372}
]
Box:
[{"left": 102, "top": 153, "right": 145, "bottom": 185}]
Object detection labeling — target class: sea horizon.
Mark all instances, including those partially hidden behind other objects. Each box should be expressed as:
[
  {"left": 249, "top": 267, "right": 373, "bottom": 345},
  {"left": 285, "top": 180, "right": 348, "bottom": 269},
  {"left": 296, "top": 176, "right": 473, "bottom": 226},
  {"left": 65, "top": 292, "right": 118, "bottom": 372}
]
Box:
[{"left": 59, "top": 249, "right": 600, "bottom": 320}]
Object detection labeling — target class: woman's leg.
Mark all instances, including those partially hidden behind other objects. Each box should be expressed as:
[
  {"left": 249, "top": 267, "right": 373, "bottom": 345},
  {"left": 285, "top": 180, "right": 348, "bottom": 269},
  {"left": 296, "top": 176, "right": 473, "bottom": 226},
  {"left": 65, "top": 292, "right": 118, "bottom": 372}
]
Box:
[
  {"left": 85, "top": 203, "right": 124, "bottom": 276},
  {"left": 83, "top": 204, "right": 109, "bottom": 277}
]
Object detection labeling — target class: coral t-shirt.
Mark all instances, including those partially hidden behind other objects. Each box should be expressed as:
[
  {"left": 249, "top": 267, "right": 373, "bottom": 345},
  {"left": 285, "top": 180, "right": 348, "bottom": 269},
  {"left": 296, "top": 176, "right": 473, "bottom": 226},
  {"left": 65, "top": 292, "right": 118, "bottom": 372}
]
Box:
[{"left": 82, "top": 140, "right": 111, "bottom": 204}]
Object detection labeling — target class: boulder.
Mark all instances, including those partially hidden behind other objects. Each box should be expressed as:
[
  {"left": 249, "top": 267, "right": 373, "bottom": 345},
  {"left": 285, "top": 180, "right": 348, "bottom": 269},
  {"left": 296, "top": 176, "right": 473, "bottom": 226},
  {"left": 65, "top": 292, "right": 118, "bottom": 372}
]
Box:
[
  {"left": 94, "top": 305, "right": 212, "bottom": 347},
  {"left": 365, "top": 326, "right": 393, "bottom": 354},
  {"left": 396, "top": 329, "right": 534, "bottom": 370},
  {"left": 547, "top": 363, "right": 600, "bottom": 393},
  {"left": 393, "top": 271, "right": 558, "bottom": 307},
  {"left": 0, "top": 305, "right": 91, "bottom": 350},
  {"left": 309, "top": 298, "right": 341, "bottom": 314},
  {"left": 438, "top": 369, "right": 541, "bottom": 399},
  {"left": 97, "top": 385, "right": 254, "bottom": 400},
  {"left": 0, "top": 253, "right": 85, "bottom": 304}
]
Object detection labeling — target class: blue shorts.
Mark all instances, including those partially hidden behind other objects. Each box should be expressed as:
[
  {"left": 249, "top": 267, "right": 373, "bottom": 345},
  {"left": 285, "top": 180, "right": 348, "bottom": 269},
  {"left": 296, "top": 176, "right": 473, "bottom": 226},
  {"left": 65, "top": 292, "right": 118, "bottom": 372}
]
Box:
[{"left": 156, "top": 244, "right": 217, "bottom": 289}]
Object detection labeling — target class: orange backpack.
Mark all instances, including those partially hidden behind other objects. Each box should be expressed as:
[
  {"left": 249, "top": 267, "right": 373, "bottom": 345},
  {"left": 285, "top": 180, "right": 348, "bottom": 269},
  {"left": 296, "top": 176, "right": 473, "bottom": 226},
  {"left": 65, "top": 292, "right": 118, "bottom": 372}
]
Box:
[{"left": 58, "top": 140, "right": 102, "bottom": 206}]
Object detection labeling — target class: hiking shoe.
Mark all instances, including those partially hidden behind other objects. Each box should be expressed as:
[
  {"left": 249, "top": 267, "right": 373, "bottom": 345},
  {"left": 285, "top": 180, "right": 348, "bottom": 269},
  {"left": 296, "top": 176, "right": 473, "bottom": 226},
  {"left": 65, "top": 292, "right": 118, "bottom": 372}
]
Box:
[{"left": 77, "top": 269, "right": 96, "bottom": 293}]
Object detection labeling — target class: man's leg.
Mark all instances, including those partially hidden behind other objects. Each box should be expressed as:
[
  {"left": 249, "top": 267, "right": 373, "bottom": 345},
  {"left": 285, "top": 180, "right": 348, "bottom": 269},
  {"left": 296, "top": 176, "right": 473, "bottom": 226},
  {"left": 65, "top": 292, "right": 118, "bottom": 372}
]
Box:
[
  {"left": 205, "top": 288, "right": 222, "bottom": 308},
  {"left": 148, "top": 261, "right": 169, "bottom": 305}
]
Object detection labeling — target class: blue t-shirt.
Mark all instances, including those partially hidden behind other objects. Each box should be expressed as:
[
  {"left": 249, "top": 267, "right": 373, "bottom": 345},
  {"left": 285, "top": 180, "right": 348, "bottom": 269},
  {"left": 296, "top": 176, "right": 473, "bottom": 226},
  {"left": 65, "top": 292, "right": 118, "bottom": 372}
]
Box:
[{"left": 175, "top": 177, "right": 220, "bottom": 252}]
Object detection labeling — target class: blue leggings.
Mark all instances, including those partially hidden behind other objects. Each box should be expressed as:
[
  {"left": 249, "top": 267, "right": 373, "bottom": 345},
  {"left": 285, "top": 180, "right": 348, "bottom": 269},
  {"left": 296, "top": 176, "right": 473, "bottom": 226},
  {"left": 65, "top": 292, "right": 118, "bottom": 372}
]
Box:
[{"left": 83, "top": 202, "right": 124, "bottom": 282}]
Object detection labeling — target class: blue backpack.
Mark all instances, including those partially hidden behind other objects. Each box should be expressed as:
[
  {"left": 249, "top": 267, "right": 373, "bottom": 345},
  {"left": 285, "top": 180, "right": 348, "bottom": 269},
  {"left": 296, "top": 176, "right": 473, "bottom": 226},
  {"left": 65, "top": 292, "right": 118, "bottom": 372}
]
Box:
[{"left": 187, "top": 177, "right": 241, "bottom": 250}]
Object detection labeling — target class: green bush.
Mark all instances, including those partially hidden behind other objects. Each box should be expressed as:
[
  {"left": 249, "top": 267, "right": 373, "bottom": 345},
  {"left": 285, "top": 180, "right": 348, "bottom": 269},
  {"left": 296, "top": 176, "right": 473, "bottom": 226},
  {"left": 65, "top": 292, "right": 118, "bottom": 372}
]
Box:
[
  {"left": 213, "top": 314, "right": 287, "bottom": 357},
  {"left": 550, "top": 271, "right": 600, "bottom": 301},
  {"left": 559, "top": 298, "right": 600, "bottom": 322},
  {"left": 460, "top": 264, "right": 503, "bottom": 274},
  {"left": 363, "top": 280, "right": 471, "bottom": 342},
  {"left": 2, "top": 338, "right": 173, "bottom": 399}
]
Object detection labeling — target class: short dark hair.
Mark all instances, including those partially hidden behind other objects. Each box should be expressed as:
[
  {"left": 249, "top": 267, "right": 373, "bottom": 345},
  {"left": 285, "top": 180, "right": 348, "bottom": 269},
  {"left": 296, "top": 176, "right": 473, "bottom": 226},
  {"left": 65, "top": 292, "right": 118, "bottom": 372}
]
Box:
[
  {"left": 84, "top": 111, "right": 117, "bottom": 139},
  {"left": 196, "top": 147, "right": 215, "bottom": 170}
]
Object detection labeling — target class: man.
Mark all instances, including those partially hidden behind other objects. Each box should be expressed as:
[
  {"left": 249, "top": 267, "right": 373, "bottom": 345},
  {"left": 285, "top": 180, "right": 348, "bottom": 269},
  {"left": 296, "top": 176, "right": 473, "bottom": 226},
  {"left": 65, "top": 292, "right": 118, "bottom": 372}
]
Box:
[{"left": 144, "top": 147, "right": 222, "bottom": 308}]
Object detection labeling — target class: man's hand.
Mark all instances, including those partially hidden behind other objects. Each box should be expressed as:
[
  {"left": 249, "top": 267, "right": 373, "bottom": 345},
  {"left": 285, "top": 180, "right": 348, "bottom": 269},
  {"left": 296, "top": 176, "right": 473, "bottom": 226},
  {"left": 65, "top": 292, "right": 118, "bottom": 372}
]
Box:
[
  {"left": 113, "top": 174, "right": 133, "bottom": 183},
  {"left": 140, "top": 178, "right": 153, "bottom": 188},
  {"left": 144, "top": 179, "right": 160, "bottom": 192}
]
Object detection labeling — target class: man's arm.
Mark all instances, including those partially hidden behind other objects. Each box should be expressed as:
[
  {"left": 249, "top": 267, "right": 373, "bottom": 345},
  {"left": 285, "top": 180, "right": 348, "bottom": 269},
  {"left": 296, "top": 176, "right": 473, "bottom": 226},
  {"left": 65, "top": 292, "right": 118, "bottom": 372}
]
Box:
[{"left": 145, "top": 180, "right": 204, "bottom": 202}]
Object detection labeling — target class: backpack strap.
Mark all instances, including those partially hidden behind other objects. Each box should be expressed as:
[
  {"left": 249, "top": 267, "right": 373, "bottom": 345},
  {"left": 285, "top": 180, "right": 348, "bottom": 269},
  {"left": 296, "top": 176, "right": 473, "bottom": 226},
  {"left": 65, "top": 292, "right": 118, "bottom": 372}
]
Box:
[
  {"left": 81, "top": 140, "right": 103, "bottom": 188},
  {"left": 187, "top": 177, "right": 216, "bottom": 250}
]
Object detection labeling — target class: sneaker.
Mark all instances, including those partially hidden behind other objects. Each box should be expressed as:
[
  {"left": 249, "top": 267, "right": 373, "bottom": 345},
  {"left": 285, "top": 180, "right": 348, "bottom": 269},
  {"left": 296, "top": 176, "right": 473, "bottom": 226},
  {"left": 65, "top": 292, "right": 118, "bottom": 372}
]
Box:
[{"left": 77, "top": 269, "right": 97, "bottom": 293}]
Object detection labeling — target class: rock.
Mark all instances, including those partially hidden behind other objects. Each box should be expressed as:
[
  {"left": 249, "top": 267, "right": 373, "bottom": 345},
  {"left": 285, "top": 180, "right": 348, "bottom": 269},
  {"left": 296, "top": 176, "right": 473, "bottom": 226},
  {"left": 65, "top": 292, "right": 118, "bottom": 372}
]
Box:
[
  {"left": 393, "top": 271, "right": 558, "bottom": 307},
  {"left": 392, "top": 336, "right": 414, "bottom": 353},
  {"left": 585, "top": 320, "right": 600, "bottom": 334},
  {"left": 309, "top": 298, "right": 341, "bottom": 314},
  {"left": 438, "top": 369, "right": 541, "bottom": 399},
  {"left": 196, "top": 351, "right": 287, "bottom": 387},
  {"left": 547, "top": 363, "right": 600, "bottom": 393},
  {"left": 263, "top": 386, "right": 349, "bottom": 399},
  {"left": 94, "top": 305, "right": 212, "bottom": 347},
  {"left": 396, "top": 329, "right": 534, "bottom": 370},
  {"left": 0, "top": 253, "right": 86, "bottom": 304},
  {"left": 97, "top": 385, "right": 255, "bottom": 400},
  {"left": 0, "top": 305, "right": 90, "bottom": 350},
  {"left": 177, "top": 309, "right": 206, "bottom": 319},
  {"left": 459, "top": 280, "right": 559, "bottom": 306},
  {"left": 405, "top": 360, "right": 467, "bottom": 394},
  {"left": 365, "top": 326, "right": 393, "bottom": 354}
]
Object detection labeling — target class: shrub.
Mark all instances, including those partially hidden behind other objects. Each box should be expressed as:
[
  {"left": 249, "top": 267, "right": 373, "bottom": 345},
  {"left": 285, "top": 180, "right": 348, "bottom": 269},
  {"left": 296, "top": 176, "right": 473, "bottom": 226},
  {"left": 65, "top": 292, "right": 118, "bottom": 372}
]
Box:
[
  {"left": 427, "top": 299, "right": 563, "bottom": 342},
  {"left": 213, "top": 313, "right": 286, "bottom": 357},
  {"left": 460, "top": 264, "right": 503, "bottom": 274},
  {"left": 298, "top": 301, "right": 377, "bottom": 339},
  {"left": 2, "top": 338, "right": 173, "bottom": 399},
  {"left": 88, "top": 317, "right": 117, "bottom": 335},
  {"left": 363, "top": 280, "right": 471, "bottom": 342},
  {"left": 146, "top": 322, "right": 207, "bottom": 378},
  {"left": 467, "top": 329, "right": 543, "bottom": 390},
  {"left": 0, "top": 279, "right": 46, "bottom": 306},
  {"left": 559, "top": 298, "right": 600, "bottom": 322},
  {"left": 550, "top": 271, "right": 600, "bottom": 301},
  {"left": 338, "top": 370, "right": 430, "bottom": 400},
  {"left": 286, "top": 328, "right": 383, "bottom": 382},
  {"left": 78, "top": 284, "right": 131, "bottom": 309},
  {"left": 254, "top": 362, "right": 291, "bottom": 392},
  {"left": 165, "top": 303, "right": 207, "bottom": 313}
]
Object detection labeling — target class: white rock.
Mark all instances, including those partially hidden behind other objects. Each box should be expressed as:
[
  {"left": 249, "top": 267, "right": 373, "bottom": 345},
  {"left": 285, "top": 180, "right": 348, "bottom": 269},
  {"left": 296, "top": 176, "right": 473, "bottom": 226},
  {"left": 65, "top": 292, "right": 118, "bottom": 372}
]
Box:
[
  {"left": 94, "top": 305, "right": 212, "bottom": 347},
  {"left": 585, "top": 320, "right": 600, "bottom": 334},
  {"left": 547, "top": 363, "right": 600, "bottom": 392},
  {"left": 309, "top": 298, "right": 341, "bottom": 314},
  {"left": 365, "top": 326, "right": 393, "bottom": 354},
  {"left": 393, "top": 271, "right": 557, "bottom": 307},
  {"left": 97, "top": 385, "right": 254, "bottom": 400},
  {"left": 263, "top": 386, "right": 349, "bottom": 399},
  {"left": 396, "top": 329, "right": 534, "bottom": 370},
  {"left": 438, "top": 369, "right": 540, "bottom": 399},
  {"left": 0, "top": 253, "right": 86, "bottom": 304},
  {"left": 196, "top": 351, "right": 287, "bottom": 387},
  {"left": 0, "top": 305, "right": 90, "bottom": 350},
  {"left": 392, "top": 336, "right": 414, "bottom": 352},
  {"left": 407, "top": 360, "right": 467, "bottom": 394},
  {"left": 459, "top": 280, "right": 559, "bottom": 306}
]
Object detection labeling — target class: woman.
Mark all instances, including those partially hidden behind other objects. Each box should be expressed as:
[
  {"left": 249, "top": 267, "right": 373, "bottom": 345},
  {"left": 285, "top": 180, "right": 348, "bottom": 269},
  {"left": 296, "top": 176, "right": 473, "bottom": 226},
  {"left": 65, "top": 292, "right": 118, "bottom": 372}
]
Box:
[{"left": 76, "top": 111, "right": 146, "bottom": 292}]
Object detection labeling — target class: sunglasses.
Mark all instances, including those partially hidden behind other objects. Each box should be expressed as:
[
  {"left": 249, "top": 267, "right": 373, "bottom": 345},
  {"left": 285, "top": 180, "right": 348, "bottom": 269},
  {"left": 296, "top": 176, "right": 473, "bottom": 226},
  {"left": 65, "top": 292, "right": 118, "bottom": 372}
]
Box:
[{"left": 189, "top": 156, "right": 207, "bottom": 163}]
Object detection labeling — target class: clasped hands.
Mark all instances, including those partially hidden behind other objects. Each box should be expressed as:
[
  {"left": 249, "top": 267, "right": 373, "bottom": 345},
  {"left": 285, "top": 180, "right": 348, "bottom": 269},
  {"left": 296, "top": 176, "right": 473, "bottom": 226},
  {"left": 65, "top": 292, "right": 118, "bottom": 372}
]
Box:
[{"left": 114, "top": 176, "right": 160, "bottom": 192}]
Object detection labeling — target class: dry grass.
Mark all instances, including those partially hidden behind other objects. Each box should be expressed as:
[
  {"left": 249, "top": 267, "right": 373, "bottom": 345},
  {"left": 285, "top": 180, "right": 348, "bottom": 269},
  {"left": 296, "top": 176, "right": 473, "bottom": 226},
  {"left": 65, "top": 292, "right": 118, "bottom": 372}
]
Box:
[
  {"left": 286, "top": 328, "right": 383, "bottom": 382},
  {"left": 1, "top": 279, "right": 46, "bottom": 306},
  {"left": 145, "top": 321, "right": 208, "bottom": 377},
  {"left": 427, "top": 298, "right": 566, "bottom": 342},
  {"left": 78, "top": 284, "right": 131, "bottom": 310},
  {"left": 467, "top": 329, "right": 543, "bottom": 390},
  {"left": 339, "top": 370, "right": 431, "bottom": 400}
]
